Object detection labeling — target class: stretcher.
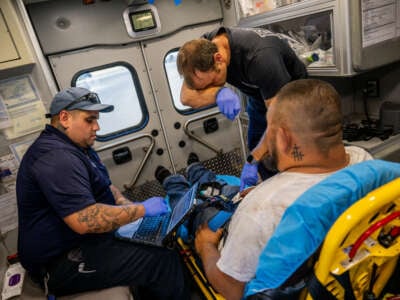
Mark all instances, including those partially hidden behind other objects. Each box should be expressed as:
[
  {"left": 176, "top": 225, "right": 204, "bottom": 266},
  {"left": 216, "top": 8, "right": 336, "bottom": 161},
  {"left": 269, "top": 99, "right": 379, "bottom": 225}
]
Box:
[{"left": 176, "top": 238, "right": 225, "bottom": 300}]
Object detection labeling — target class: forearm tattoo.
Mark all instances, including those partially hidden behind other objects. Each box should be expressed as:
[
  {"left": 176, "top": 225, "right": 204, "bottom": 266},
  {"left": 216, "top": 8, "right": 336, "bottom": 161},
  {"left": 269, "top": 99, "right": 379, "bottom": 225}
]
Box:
[
  {"left": 77, "top": 204, "right": 138, "bottom": 233},
  {"left": 291, "top": 144, "right": 304, "bottom": 161}
]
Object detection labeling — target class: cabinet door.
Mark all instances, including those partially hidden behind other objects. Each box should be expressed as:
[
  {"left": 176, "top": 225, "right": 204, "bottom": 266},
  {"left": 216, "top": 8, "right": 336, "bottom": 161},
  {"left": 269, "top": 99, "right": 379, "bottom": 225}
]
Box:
[
  {"left": 0, "top": 9, "right": 20, "bottom": 63},
  {"left": 0, "top": 0, "right": 33, "bottom": 70},
  {"left": 350, "top": 0, "right": 400, "bottom": 71}
]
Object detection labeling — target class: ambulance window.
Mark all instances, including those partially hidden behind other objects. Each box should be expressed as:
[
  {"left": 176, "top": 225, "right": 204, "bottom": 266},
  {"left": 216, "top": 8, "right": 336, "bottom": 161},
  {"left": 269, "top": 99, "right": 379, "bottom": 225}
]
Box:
[
  {"left": 164, "top": 50, "right": 190, "bottom": 112},
  {"left": 164, "top": 49, "right": 215, "bottom": 114},
  {"left": 73, "top": 63, "right": 148, "bottom": 141}
]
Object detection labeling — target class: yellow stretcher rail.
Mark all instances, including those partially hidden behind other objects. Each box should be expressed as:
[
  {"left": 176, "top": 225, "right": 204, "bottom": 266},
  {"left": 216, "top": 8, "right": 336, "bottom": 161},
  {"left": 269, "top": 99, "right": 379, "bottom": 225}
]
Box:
[
  {"left": 177, "top": 238, "right": 225, "bottom": 300},
  {"left": 305, "top": 177, "right": 400, "bottom": 300}
]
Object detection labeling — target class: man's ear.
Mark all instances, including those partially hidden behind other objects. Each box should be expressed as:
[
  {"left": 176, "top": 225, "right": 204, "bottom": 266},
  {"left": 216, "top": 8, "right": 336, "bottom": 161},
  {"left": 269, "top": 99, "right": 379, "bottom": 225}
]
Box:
[
  {"left": 214, "top": 52, "right": 223, "bottom": 63},
  {"left": 265, "top": 96, "right": 275, "bottom": 108},
  {"left": 276, "top": 127, "right": 291, "bottom": 154},
  {"left": 58, "top": 110, "right": 70, "bottom": 127}
]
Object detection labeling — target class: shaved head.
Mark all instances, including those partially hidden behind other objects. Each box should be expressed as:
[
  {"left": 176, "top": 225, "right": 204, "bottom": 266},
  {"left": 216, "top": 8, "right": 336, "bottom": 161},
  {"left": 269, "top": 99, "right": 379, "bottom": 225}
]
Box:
[{"left": 272, "top": 79, "right": 343, "bottom": 153}]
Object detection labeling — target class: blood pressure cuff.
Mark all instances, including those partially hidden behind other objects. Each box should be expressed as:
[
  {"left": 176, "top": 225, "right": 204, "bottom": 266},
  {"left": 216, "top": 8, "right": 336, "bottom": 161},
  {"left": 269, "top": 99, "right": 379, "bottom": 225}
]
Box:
[
  {"left": 178, "top": 195, "right": 235, "bottom": 244},
  {"left": 196, "top": 195, "right": 236, "bottom": 227},
  {"left": 178, "top": 175, "right": 241, "bottom": 243}
]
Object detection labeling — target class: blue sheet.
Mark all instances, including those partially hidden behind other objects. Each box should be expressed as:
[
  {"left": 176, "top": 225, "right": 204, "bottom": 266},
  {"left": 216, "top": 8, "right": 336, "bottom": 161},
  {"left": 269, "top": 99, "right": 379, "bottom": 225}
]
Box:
[
  {"left": 244, "top": 160, "right": 400, "bottom": 298},
  {"left": 216, "top": 174, "right": 241, "bottom": 186}
]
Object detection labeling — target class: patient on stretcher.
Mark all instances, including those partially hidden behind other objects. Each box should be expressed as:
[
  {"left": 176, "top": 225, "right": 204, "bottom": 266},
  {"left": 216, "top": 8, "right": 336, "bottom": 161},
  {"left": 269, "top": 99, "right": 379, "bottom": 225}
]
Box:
[{"left": 155, "top": 152, "right": 243, "bottom": 242}]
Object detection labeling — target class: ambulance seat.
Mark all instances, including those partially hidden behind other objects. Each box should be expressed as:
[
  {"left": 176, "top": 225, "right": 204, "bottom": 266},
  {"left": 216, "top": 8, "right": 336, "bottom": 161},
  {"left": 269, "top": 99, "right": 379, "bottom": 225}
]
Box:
[{"left": 245, "top": 160, "right": 400, "bottom": 300}]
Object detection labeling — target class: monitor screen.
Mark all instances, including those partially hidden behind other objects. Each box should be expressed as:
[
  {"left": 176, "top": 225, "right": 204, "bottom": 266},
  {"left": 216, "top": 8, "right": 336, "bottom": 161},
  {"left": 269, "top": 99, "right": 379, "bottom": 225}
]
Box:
[
  {"left": 130, "top": 9, "right": 157, "bottom": 32},
  {"left": 166, "top": 183, "right": 198, "bottom": 234}
]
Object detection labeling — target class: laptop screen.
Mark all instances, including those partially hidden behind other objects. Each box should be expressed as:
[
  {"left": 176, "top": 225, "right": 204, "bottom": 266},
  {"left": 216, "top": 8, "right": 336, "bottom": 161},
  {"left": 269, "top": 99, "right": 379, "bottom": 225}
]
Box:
[{"left": 166, "top": 182, "right": 198, "bottom": 234}]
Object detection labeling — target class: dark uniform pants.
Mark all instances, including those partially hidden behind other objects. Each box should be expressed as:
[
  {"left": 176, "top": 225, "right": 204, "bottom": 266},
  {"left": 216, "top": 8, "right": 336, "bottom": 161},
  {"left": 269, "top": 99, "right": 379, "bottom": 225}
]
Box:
[{"left": 44, "top": 234, "right": 189, "bottom": 299}]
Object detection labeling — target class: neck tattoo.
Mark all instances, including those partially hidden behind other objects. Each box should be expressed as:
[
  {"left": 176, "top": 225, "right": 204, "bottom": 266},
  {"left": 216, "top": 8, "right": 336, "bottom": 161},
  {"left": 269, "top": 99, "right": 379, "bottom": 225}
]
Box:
[{"left": 291, "top": 144, "right": 304, "bottom": 161}]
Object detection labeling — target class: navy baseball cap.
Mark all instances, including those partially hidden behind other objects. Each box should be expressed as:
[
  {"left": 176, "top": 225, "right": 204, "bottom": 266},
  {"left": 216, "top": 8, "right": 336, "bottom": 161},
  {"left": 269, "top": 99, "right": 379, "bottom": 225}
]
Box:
[{"left": 45, "top": 87, "right": 114, "bottom": 118}]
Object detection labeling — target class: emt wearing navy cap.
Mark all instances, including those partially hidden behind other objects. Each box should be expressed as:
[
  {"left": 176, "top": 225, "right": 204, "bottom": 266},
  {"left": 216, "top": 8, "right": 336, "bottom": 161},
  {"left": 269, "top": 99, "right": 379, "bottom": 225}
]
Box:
[{"left": 16, "top": 87, "right": 189, "bottom": 299}]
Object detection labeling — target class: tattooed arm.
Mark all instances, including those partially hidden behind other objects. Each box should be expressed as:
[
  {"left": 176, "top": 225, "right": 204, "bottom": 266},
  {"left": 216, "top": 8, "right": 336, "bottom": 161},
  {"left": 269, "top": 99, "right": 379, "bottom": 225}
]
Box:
[
  {"left": 63, "top": 202, "right": 145, "bottom": 234},
  {"left": 109, "top": 184, "right": 134, "bottom": 205}
]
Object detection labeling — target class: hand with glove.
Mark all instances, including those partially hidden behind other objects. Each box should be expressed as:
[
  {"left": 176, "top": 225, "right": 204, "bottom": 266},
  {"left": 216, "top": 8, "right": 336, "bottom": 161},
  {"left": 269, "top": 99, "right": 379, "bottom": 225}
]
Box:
[
  {"left": 142, "top": 196, "right": 169, "bottom": 217},
  {"left": 216, "top": 87, "right": 241, "bottom": 121},
  {"left": 240, "top": 162, "right": 259, "bottom": 191}
]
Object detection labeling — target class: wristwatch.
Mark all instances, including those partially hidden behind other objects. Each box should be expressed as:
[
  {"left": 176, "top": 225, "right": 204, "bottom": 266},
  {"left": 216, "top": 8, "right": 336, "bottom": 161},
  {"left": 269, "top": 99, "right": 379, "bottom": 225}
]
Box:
[{"left": 246, "top": 154, "right": 259, "bottom": 165}]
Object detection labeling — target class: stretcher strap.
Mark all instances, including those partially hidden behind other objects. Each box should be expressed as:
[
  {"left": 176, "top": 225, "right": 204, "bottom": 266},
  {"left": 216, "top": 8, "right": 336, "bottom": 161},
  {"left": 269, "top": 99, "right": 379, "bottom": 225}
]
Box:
[{"left": 307, "top": 271, "right": 358, "bottom": 300}]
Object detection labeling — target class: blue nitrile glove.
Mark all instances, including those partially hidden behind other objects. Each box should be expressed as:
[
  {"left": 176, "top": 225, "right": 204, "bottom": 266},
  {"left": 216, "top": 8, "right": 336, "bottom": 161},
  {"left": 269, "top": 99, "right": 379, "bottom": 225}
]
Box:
[
  {"left": 240, "top": 162, "right": 259, "bottom": 191},
  {"left": 216, "top": 87, "right": 241, "bottom": 121},
  {"left": 142, "top": 197, "right": 169, "bottom": 217}
]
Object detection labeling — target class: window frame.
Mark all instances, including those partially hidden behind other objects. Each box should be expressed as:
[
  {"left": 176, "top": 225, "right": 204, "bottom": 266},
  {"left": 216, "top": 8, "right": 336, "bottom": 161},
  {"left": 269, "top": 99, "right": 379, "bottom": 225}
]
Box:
[
  {"left": 164, "top": 48, "right": 215, "bottom": 115},
  {"left": 71, "top": 61, "right": 149, "bottom": 141}
]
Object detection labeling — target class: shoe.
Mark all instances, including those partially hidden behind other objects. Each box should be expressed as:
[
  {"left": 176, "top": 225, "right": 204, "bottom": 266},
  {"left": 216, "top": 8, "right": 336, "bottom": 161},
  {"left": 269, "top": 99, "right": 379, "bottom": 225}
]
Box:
[
  {"left": 187, "top": 152, "right": 200, "bottom": 166},
  {"left": 155, "top": 166, "right": 171, "bottom": 184}
]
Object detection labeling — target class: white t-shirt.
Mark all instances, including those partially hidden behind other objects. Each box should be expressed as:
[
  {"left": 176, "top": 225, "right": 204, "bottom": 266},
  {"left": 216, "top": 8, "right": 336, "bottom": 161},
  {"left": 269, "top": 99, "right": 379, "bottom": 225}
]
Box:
[{"left": 217, "top": 146, "right": 372, "bottom": 282}]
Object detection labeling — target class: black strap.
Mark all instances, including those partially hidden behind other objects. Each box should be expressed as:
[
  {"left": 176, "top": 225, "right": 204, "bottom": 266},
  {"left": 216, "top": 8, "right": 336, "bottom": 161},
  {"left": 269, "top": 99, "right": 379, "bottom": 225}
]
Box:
[
  {"left": 307, "top": 270, "right": 358, "bottom": 300},
  {"left": 246, "top": 281, "right": 306, "bottom": 300},
  {"left": 332, "top": 272, "right": 357, "bottom": 300},
  {"left": 307, "top": 272, "right": 338, "bottom": 300}
]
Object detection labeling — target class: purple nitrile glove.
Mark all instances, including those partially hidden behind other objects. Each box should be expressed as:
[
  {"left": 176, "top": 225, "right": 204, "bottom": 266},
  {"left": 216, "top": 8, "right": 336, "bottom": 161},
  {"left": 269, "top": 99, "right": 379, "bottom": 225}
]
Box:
[
  {"left": 239, "top": 162, "right": 259, "bottom": 191},
  {"left": 216, "top": 87, "right": 241, "bottom": 121},
  {"left": 142, "top": 196, "right": 169, "bottom": 217}
]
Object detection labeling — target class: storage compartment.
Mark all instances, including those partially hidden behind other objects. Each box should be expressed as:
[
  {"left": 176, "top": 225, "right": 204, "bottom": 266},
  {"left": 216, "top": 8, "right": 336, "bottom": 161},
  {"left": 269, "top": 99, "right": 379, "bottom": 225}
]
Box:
[
  {"left": 0, "top": 0, "right": 34, "bottom": 71},
  {"left": 236, "top": 0, "right": 400, "bottom": 76},
  {"left": 0, "top": 10, "right": 20, "bottom": 63},
  {"left": 261, "top": 10, "right": 334, "bottom": 69}
]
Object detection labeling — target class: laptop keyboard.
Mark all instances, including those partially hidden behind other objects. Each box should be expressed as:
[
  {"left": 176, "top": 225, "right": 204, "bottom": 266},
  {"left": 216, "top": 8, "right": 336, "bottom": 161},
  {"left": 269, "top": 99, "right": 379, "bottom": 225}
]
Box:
[{"left": 133, "top": 213, "right": 171, "bottom": 241}]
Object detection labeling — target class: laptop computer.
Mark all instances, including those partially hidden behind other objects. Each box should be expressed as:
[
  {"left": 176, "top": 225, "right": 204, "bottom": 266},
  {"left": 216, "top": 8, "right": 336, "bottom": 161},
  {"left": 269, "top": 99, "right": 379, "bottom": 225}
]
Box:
[{"left": 115, "top": 182, "right": 199, "bottom": 247}]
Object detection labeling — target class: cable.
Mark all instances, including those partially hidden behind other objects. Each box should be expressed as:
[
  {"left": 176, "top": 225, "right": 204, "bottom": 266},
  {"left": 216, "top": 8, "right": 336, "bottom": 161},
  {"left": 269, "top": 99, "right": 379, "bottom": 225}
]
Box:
[{"left": 362, "top": 89, "right": 372, "bottom": 129}]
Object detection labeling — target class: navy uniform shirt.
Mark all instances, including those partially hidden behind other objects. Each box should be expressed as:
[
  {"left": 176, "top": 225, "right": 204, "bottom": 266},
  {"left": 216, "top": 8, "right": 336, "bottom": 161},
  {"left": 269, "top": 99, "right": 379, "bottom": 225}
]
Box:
[{"left": 16, "top": 124, "right": 114, "bottom": 275}]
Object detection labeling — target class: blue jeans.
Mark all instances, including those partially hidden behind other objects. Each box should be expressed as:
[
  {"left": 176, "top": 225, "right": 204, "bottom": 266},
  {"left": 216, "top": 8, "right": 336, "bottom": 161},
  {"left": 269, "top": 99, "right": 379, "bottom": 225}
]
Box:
[
  {"left": 163, "top": 163, "right": 239, "bottom": 208},
  {"left": 247, "top": 97, "right": 267, "bottom": 151},
  {"left": 247, "top": 97, "right": 277, "bottom": 179}
]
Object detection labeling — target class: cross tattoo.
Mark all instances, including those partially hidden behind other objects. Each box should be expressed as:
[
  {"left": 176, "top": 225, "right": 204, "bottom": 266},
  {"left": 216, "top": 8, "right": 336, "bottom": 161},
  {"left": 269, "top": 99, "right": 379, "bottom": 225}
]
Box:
[{"left": 291, "top": 144, "right": 304, "bottom": 161}]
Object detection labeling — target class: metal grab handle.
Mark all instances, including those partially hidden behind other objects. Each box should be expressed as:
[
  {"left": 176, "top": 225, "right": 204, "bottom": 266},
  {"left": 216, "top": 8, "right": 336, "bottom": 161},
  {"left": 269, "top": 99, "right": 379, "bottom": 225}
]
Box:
[
  {"left": 96, "top": 134, "right": 155, "bottom": 190},
  {"left": 183, "top": 111, "right": 223, "bottom": 154}
]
